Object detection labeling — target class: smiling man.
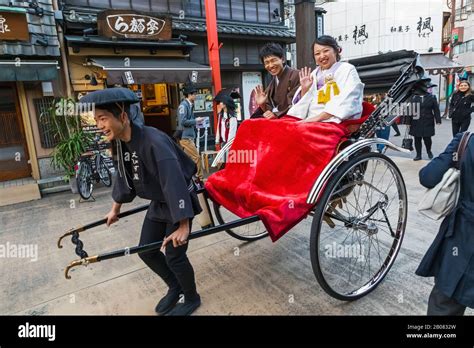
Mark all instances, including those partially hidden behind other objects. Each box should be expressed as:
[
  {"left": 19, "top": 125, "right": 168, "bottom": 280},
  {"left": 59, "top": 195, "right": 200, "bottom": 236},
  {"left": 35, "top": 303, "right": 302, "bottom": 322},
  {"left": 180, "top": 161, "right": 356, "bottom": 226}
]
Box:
[
  {"left": 78, "top": 88, "right": 203, "bottom": 316},
  {"left": 251, "top": 43, "right": 300, "bottom": 119}
]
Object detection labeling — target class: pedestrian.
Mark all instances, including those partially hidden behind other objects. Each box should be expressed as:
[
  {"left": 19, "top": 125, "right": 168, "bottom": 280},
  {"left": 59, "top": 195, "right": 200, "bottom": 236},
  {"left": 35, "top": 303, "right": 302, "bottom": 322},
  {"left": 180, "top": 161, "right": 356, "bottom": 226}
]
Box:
[
  {"left": 416, "top": 131, "right": 474, "bottom": 315},
  {"left": 80, "top": 88, "right": 203, "bottom": 316},
  {"left": 449, "top": 80, "right": 474, "bottom": 137},
  {"left": 177, "top": 83, "right": 204, "bottom": 181},
  {"left": 409, "top": 87, "right": 442, "bottom": 161},
  {"left": 252, "top": 42, "right": 300, "bottom": 119},
  {"left": 215, "top": 94, "right": 238, "bottom": 148},
  {"left": 392, "top": 121, "right": 401, "bottom": 136}
]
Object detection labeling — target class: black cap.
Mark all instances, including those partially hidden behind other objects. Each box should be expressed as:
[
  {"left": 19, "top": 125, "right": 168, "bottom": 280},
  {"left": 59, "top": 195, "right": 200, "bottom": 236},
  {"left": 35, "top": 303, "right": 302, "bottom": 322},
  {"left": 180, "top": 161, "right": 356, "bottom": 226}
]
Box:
[
  {"left": 78, "top": 87, "right": 139, "bottom": 107},
  {"left": 182, "top": 83, "right": 198, "bottom": 95}
]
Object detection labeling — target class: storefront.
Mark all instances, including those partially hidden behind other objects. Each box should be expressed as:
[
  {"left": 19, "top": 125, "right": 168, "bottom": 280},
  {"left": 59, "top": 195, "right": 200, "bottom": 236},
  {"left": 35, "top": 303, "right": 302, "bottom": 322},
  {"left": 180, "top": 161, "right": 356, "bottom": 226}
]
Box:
[
  {"left": 62, "top": 8, "right": 211, "bottom": 137},
  {"left": 61, "top": 0, "right": 295, "bottom": 144},
  {"left": 0, "top": 2, "right": 61, "bottom": 205}
]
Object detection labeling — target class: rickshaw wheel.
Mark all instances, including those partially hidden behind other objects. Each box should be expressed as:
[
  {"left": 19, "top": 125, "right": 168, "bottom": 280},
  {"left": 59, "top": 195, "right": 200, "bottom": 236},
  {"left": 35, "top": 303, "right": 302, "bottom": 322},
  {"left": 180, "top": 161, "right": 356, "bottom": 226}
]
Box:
[
  {"left": 310, "top": 152, "right": 407, "bottom": 301},
  {"left": 212, "top": 202, "right": 269, "bottom": 241}
]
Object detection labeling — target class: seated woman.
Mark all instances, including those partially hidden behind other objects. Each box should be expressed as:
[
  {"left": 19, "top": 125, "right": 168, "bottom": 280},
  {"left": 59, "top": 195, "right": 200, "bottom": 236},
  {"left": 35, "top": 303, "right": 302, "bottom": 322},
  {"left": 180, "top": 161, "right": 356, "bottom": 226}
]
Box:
[
  {"left": 205, "top": 35, "right": 371, "bottom": 242},
  {"left": 289, "top": 35, "right": 364, "bottom": 123}
]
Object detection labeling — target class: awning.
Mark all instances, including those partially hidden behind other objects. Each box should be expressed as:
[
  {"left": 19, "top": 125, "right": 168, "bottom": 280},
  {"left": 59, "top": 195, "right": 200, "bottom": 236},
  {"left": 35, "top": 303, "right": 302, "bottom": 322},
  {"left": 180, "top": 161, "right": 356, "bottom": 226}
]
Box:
[
  {"left": 0, "top": 60, "right": 59, "bottom": 81},
  {"left": 349, "top": 50, "right": 418, "bottom": 94},
  {"left": 89, "top": 57, "right": 211, "bottom": 85},
  {"left": 419, "top": 53, "right": 464, "bottom": 75}
]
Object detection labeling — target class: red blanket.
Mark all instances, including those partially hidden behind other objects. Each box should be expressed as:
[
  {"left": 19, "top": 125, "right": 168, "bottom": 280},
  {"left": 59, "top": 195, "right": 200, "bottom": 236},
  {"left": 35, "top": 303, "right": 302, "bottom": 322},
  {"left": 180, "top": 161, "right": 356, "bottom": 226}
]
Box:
[{"left": 205, "top": 105, "right": 374, "bottom": 242}]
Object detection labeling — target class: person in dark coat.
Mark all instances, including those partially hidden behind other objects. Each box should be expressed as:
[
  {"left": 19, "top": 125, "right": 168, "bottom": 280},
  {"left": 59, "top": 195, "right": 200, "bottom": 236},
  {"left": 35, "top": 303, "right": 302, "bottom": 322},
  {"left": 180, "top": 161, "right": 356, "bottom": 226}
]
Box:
[
  {"left": 79, "top": 88, "right": 203, "bottom": 316},
  {"left": 409, "top": 89, "right": 441, "bottom": 161},
  {"left": 449, "top": 80, "right": 474, "bottom": 137},
  {"left": 416, "top": 131, "right": 474, "bottom": 315}
]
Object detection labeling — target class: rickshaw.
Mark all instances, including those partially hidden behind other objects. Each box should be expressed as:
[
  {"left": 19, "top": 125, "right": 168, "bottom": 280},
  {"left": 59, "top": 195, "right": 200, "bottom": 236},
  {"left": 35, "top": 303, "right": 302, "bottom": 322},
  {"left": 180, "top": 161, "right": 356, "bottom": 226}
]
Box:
[{"left": 58, "top": 53, "right": 429, "bottom": 301}]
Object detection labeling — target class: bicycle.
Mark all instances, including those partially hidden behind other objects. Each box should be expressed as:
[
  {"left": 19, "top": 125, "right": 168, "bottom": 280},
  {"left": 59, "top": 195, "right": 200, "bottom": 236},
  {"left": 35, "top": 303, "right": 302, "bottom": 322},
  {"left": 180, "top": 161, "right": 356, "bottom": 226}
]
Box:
[{"left": 75, "top": 134, "right": 112, "bottom": 200}]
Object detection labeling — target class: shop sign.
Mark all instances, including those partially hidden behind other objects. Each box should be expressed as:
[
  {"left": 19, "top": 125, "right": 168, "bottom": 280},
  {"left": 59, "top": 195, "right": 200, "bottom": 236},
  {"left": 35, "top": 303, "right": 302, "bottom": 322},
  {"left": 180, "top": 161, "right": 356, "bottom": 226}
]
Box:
[
  {"left": 0, "top": 11, "right": 29, "bottom": 41},
  {"left": 98, "top": 10, "right": 172, "bottom": 40}
]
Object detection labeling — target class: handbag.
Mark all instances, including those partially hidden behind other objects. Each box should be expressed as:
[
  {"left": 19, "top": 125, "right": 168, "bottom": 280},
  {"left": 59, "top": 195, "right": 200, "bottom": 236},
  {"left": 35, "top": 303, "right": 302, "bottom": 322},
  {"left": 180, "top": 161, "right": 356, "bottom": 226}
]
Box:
[
  {"left": 417, "top": 131, "right": 472, "bottom": 220},
  {"left": 401, "top": 126, "right": 414, "bottom": 151}
]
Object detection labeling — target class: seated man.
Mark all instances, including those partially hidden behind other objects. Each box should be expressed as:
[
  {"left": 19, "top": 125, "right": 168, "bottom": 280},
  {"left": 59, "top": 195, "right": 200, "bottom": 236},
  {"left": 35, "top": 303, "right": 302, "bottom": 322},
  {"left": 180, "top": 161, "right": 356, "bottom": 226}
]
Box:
[
  {"left": 205, "top": 36, "right": 367, "bottom": 242},
  {"left": 252, "top": 43, "right": 300, "bottom": 119}
]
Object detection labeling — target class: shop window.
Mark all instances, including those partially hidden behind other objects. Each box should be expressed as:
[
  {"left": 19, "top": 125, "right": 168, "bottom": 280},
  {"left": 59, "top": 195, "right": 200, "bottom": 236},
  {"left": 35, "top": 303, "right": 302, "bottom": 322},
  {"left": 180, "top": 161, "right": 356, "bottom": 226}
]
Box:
[
  {"left": 151, "top": 2, "right": 169, "bottom": 12},
  {"left": 111, "top": 0, "right": 135, "bottom": 9},
  {"left": 245, "top": 0, "right": 258, "bottom": 22},
  {"left": 269, "top": 0, "right": 281, "bottom": 22},
  {"left": 142, "top": 84, "right": 170, "bottom": 116},
  {"left": 257, "top": 0, "right": 270, "bottom": 23},
  {"left": 217, "top": 0, "right": 231, "bottom": 20},
  {"left": 467, "top": 40, "right": 473, "bottom": 52},
  {"left": 169, "top": 1, "right": 184, "bottom": 16},
  {"left": 184, "top": 0, "right": 203, "bottom": 17},
  {"left": 131, "top": 1, "right": 152, "bottom": 12},
  {"left": 34, "top": 97, "right": 58, "bottom": 149},
  {"left": 231, "top": 0, "right": 245, "bottom": 21}
]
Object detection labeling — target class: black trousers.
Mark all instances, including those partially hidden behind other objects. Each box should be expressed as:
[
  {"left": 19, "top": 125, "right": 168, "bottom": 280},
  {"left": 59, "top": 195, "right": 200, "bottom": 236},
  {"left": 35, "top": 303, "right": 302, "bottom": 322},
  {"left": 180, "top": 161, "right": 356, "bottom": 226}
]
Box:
[
  {"left": 427, "top": 284, "right": 466, "bottom": 315},
  {"left": 391, "top": 123, "right": 400, "bottom": 135},
  {"left": 414, "top": 136, "right": 432, "bottom": 156},
  {"left": 452, "top": 118, "right": 471, "bottom": 137},
  {"left": 138, "top": 217, "right": 197, "bottom": 299}
]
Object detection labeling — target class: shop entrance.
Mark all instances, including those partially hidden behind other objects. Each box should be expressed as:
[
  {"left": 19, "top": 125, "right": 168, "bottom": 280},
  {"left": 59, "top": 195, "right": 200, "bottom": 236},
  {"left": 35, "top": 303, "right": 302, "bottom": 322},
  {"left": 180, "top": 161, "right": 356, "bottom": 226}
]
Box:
[{"left": 0, "top": 84, "right": 31, "bottom": 181}]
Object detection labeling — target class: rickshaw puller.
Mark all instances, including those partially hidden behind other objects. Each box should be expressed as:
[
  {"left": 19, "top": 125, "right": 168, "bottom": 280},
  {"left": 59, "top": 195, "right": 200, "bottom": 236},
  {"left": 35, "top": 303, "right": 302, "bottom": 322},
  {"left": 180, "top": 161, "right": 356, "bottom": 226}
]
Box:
[{"left": 79, "top": 88, "right": 203, "bottom": 316}]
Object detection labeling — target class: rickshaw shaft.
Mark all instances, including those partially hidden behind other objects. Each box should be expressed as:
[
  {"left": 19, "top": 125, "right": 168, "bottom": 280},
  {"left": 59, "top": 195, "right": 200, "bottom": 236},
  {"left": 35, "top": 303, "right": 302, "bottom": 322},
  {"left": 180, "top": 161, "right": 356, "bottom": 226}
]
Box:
[{"left": 97, "top": 215, "right": 261, "bottom": 262}]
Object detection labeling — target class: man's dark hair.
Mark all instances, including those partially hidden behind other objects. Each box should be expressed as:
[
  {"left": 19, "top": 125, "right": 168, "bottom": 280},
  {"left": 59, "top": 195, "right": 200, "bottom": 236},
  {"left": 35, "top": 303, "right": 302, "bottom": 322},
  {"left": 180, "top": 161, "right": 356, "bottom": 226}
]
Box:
[
  {"left": 98, "top": 102, "right": 131, "bottom": 120},
  {"left": 259, "top": 43, "right": 285, "bottom": 63},
  {"left": 312, "top": 35, "right": 342, "bottom": 62}
]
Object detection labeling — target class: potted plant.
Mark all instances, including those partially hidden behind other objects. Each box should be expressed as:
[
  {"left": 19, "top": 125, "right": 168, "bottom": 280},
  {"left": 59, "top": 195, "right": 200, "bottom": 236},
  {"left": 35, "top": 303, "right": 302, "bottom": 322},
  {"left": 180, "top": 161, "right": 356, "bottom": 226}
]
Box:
[{"left": 44, "top": 98, "right": 93, "bottom": 192}]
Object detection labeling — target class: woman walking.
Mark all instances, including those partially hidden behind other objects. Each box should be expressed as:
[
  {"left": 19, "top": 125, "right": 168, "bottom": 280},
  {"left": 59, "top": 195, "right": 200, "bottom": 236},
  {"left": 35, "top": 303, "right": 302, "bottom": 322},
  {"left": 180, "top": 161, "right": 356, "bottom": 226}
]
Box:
[{"left": 449, "top": 80, "right": 474, "bottom": 137}]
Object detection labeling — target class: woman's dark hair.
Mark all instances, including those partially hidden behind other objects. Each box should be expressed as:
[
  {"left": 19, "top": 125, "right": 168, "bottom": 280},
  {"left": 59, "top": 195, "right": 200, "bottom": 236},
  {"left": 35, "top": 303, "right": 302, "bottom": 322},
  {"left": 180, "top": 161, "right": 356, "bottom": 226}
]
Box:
[
  {"left": 97, "top": 102, "right": 131, "bottom": 120},
  {"left": 259, "top": 43, "right": 285, "bottom": 63},
  {"left": 312, "top": 35, "right": 342, "bottom": 62}
]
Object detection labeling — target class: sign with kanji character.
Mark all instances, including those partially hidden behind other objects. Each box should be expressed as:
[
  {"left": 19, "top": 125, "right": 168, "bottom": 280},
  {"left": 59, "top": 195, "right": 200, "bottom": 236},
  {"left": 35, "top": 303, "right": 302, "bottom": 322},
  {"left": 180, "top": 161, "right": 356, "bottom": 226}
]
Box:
[
  {"left": 98, "top": 10, "right": 172, "bottom": 40},
  {"left": 0, "top": 10, "right": 29, "bottom": 41}
]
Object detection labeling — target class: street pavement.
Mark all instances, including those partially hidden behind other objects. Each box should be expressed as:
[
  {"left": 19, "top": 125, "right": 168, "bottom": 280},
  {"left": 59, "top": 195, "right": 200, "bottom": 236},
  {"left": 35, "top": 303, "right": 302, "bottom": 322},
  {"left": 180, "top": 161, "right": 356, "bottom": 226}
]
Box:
[{"left": 0, "top": 119, "right": 473, "bottom": 315}]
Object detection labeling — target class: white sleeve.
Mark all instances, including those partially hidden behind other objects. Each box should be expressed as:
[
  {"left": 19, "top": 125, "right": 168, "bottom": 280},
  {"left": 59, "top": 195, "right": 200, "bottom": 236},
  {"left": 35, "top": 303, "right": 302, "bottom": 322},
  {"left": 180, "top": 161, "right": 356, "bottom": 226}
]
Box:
[
  {"left": 324, "top": 64, "right": 364, "bottom": 120},
  {"left": 229, "top": 117, "right": 238, "bottom": 141}
]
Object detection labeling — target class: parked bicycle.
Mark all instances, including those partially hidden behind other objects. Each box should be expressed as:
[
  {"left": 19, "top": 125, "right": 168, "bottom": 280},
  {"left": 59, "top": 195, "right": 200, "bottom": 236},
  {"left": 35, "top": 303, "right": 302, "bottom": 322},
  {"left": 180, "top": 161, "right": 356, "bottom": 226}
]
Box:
[{"left": 75, "top": 134, "right": 112, "bottom": 200}]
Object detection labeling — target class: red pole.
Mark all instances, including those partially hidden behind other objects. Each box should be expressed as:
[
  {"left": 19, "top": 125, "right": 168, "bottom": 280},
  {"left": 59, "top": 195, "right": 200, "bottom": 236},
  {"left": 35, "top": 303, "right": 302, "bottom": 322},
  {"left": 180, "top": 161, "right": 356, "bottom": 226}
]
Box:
[{"left": 204, "top": 0, "right": 222, "bottom": 132}]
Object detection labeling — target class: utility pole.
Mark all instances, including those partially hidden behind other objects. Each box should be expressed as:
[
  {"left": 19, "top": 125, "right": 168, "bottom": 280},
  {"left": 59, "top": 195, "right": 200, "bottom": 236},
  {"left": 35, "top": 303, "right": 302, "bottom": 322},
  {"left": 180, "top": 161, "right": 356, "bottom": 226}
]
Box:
[
  {"left": 204, "top": 0, "right": 222, "bottom": 133},
  {"left": 295, "top": 0, "right": 316, "bottom": 69}
]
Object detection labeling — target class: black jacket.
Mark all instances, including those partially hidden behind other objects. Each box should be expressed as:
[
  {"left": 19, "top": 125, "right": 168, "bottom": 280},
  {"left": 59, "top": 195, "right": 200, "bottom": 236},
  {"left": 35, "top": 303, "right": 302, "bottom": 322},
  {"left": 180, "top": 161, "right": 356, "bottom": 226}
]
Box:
[
  {"left": 449, "top": 91, "right": 474, "bottom": 121},
  {"left": 112, "top": 122, "right": 202, "bottom": 224},
  {"left": 408, "top": 94, "right": 441, "bottom": 137},
  {"left": 416, "top": 132, "right": 474, "bottom": 307}
]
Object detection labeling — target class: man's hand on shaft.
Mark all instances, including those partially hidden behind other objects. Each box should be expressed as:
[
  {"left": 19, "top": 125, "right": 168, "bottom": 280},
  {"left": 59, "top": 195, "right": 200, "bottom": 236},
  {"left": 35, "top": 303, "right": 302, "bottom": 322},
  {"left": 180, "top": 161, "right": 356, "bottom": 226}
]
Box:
[{"left": 161, "top": 219, "right": 190, "bottom": 250}]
